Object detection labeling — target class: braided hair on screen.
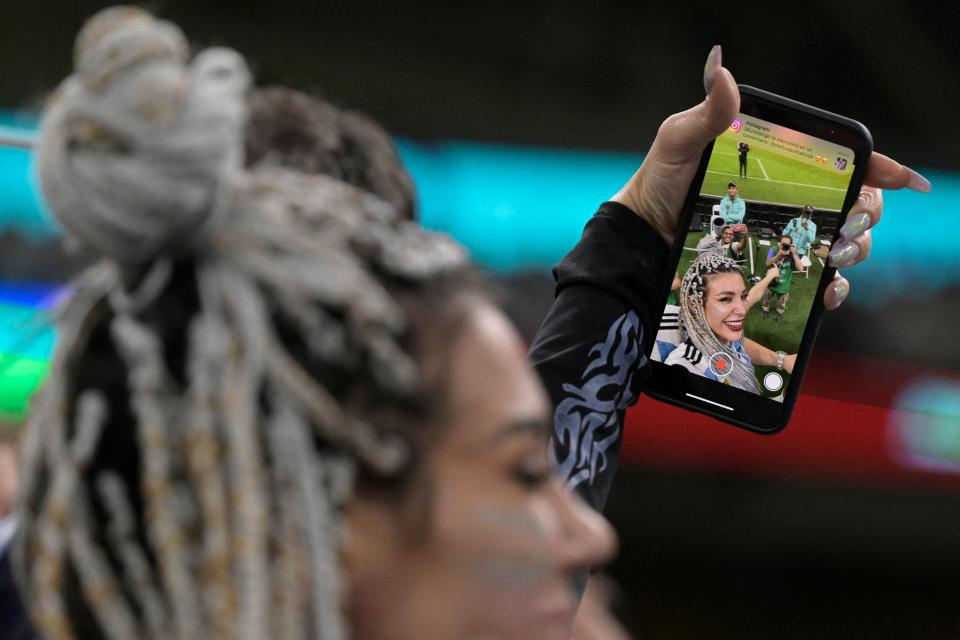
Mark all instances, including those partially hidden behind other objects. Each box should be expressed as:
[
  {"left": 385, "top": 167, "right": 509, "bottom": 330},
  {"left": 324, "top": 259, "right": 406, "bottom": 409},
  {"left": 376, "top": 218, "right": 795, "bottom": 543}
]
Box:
[
  {"left": 678, "top": 252, "right": 761, "bottom": 393},
  {"left": 14, "top": 7, "right": 472, "bottom": 640}
]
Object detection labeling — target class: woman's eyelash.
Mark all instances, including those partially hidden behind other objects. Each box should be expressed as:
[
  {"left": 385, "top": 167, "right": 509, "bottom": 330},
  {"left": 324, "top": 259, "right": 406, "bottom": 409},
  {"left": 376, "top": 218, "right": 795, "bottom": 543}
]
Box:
[{"left": 513, "top": 466, "right": 550, "bottom": 489}]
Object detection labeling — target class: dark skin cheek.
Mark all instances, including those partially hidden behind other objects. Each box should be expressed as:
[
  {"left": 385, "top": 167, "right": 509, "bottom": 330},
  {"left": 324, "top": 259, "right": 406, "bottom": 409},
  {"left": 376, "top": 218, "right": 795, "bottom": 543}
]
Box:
[{"left": 455, "top": 507, "right": 556, "bottom": 589}]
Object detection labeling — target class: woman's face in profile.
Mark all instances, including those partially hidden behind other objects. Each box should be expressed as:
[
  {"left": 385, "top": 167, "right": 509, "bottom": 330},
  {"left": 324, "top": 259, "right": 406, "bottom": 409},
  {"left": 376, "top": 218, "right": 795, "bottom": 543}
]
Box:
[
  {"left": 704, "top": 272, "right": 748, "bottom": 343},
  {"left": 345, "top": 303, "right": 616, "bottom": 640}
]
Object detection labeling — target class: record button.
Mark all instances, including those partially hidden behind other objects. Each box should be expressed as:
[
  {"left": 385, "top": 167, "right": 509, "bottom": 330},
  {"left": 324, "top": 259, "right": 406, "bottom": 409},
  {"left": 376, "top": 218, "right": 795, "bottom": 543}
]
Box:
[{"left": 708, "top": 352, "right": 732, "bottom": 379}]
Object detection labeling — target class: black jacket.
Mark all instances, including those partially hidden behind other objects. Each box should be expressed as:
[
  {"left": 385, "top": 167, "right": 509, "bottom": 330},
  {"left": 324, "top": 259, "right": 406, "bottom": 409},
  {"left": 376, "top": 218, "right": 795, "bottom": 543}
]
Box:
[{"left": 529, "top": 201, "right": 669, "bottom": 512}]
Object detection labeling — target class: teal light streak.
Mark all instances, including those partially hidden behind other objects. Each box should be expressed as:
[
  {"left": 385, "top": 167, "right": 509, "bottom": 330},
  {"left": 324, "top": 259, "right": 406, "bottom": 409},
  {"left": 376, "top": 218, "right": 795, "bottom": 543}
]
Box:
[{"left": 1, "top": 110, "right": 958, "bottom": 303}]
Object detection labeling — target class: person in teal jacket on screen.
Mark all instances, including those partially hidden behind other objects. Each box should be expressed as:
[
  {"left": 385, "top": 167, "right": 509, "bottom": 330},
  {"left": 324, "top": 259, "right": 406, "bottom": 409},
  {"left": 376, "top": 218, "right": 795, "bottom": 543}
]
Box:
[{"left": 719, "top": 181, "right": 746, "bottom": 224}]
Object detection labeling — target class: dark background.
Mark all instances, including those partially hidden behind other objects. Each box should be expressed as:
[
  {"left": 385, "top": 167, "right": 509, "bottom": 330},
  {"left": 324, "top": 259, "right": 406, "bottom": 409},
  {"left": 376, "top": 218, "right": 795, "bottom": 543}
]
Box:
[
  {"left": 3, "top": 2, "right": 960, "bottom": 637},
  {"left": 1, "top": 0, "right": 956, "bottom": 170}
]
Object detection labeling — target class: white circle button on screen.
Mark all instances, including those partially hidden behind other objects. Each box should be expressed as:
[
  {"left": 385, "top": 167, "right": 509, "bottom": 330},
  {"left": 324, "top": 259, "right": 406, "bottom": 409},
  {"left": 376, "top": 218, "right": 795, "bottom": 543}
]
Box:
[{"left": 763, "top": 371, "right": 784, "bottom": 392}]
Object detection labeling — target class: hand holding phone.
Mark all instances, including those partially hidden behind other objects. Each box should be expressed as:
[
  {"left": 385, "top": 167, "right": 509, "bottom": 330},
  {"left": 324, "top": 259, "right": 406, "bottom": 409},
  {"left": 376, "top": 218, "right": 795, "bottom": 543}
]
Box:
[
  {"left": 610, "top": 46, "right": 929, "bottom": 310},
  {"left": 608, "top": 46, "right": 931, "bottom": 432},
  {"left": 647, "top": 83, "right": 877, "bottom": 430},
  {"left": 639, "top": 85, "right": 930, "bottom": 433}
]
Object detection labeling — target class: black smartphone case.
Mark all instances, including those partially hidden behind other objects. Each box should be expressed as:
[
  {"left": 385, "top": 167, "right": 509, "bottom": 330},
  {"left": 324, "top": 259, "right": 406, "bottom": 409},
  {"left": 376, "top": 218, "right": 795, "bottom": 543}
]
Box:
[{"left": 644, "top": 84, "right": 873, "bottom": 434}]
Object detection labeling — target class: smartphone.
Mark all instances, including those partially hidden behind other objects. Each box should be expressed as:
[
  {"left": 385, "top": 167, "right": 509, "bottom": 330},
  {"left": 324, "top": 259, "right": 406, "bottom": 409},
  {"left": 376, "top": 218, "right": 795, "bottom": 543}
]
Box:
[{"left": 644, "top": 85, "right": 872, "bottom": 434}]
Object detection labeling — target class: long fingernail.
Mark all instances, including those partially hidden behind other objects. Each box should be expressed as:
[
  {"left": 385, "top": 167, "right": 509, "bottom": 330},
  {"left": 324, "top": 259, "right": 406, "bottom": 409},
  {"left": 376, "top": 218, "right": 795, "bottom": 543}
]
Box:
[
  {"left": 832, "top": 280, "right": 849, "bottom": 305},
  {"left": 839, "top": 212, "right": 872, "bottom": 240},
  {"left": 904, "top": 166, "right": 932, "bottom": 193},
  {"left": 828, "top": 241, "right": 860, "bottom": 268},
  {"left": 703, "top": 45, "right": 721, "bottom": 95}
]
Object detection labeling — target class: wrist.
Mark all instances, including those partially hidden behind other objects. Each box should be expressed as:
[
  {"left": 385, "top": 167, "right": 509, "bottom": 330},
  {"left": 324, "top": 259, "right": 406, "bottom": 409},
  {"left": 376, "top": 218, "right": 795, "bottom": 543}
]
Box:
[
  {"left": 611, "top": 193, "right": 676, "bottom": 246},
  {"left": 776, "top": 350, "right": 786, "bottom": 370}
]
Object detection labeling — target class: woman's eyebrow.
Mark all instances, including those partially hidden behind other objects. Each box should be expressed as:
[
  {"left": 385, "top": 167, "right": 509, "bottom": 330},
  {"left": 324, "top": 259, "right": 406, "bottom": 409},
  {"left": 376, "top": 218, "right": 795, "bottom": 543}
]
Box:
[{"left": 486, "top": 416, "right": 552, "bottom": 446}]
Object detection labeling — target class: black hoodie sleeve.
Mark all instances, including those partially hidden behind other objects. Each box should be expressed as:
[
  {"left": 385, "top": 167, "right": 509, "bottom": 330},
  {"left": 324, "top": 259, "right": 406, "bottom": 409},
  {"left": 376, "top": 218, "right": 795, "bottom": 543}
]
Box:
[{"left": 528, "top": 201, "right": 670, "bottom": 512}]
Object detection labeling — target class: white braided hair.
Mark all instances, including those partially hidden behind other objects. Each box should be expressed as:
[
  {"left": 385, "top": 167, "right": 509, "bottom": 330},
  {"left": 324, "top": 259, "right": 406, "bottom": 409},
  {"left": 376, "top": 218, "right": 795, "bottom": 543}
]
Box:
[
  {"left": 678, "top": 252, "right": 761, "bottom": 393},
  {"left": 15, "top": 7, "right": 471, "bottom": 640}
]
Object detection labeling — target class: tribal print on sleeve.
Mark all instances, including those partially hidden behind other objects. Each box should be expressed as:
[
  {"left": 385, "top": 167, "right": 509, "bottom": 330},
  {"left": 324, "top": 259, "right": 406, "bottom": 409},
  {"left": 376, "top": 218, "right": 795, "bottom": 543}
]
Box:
[{"left": 550, "top": 311, "right": 645, "bottom": 491}]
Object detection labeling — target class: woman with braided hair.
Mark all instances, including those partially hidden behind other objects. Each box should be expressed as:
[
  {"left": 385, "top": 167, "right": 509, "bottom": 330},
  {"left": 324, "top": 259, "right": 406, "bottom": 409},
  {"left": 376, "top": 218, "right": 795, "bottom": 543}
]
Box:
[
  {"left": 6, "top": 5, "right": 930, "bottom": 637},
  {"left": 657, "top": 252, "right": 788, "bottom": 392},
  {"left": 13, "top": 7, "right": 614, "bottom": 640}
]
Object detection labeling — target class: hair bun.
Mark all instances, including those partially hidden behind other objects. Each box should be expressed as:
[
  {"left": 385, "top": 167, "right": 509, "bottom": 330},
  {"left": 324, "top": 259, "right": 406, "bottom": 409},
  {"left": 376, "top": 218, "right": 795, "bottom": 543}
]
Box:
[
  {"left": 37, "top": 5, "right": 251, "bottom": 265},
  {"left": 73, "top": 6, "right": 188, "bottom": 91}
]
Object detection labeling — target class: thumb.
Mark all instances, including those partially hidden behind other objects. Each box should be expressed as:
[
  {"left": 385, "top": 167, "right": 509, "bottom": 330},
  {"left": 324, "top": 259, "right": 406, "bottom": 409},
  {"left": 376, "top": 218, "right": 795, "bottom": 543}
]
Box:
[{"left": 645, "top": 45, "right": 740, "bottom": 168}]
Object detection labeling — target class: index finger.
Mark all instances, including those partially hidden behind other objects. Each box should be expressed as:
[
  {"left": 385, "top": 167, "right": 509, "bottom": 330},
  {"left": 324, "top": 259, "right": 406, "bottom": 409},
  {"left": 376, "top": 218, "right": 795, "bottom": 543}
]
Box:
[{"left": 864, "top": 152, "right": 931, "bottom": 192}]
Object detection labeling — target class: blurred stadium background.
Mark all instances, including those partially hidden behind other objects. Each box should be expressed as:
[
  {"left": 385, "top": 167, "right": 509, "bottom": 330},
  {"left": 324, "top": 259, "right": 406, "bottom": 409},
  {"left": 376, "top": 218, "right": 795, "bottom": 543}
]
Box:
[{"left": 2, "top": 1, "right": 960, "bottom": 637}]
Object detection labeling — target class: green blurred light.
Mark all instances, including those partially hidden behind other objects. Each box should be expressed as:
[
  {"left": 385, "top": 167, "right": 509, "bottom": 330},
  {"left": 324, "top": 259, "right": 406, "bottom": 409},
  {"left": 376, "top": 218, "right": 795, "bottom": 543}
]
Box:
[{"left": 0, "top": 353, "right": 48, "bottom": 421}]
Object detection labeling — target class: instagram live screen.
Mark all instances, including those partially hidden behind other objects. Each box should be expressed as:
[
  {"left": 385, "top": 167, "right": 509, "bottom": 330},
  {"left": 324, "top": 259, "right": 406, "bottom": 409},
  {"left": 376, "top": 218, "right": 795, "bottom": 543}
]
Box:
[{"left": 652, "top": 114, "right": 855, "bottom": 401}]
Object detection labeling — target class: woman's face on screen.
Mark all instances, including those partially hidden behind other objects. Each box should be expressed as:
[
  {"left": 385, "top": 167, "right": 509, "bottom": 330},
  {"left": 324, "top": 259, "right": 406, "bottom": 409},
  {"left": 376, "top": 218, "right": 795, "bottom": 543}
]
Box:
[
  {"left": 344, "top": 303, "right": 616, "bottom": 640},
  {"left": 704, "top": 272, "right": 748, "bottom": 343}
]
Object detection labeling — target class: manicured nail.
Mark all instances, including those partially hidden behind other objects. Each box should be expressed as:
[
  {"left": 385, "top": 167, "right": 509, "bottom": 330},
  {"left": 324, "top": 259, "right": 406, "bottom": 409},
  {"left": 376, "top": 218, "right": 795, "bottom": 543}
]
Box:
[
  {"left": 832, "top": 280, "right": 849, "bottom": 304},
  {"left": 828, "top": 241, "right": 860, "bottom": 268},
  {"left": 839, "top": 212, "right": 872, "bottom": 240},
  {"left": 703, "top": 45, "right": 721, "bottom": 95},
  {"left": 904, "top": 166, "right": 931, "bottom": 193}
]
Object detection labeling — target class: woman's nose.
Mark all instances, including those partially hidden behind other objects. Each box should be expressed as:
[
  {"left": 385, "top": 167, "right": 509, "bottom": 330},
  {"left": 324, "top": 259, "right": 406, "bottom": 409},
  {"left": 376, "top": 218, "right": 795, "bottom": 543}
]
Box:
[{"left": 552, "top": 480, "right": 617, "bottom": 572}]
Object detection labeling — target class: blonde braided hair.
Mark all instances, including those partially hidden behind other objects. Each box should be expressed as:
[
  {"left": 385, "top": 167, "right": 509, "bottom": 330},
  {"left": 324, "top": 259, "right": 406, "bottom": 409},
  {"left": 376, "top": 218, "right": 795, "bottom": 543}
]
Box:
[{"left": 15, "top": 7, "right": 474, "bottom": 640}]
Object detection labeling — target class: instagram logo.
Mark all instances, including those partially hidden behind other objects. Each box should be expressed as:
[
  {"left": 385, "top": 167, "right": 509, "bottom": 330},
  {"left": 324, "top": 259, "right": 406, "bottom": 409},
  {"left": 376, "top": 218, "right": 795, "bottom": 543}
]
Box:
[{"left": 729, "top": 119, "right": 742, "bottom": 133}]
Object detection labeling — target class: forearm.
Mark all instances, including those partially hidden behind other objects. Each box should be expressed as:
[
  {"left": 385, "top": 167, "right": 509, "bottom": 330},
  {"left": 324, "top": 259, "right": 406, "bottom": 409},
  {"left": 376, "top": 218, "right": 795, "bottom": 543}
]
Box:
[
  {"left": 529, "top": 202, "right": 669, "bottom": 512},
  {"left": 743, "top": 339, "right": 794, "bottom": 374},
  {"left": 743, "top": 338, "right": 778, "bottom": 366},
  {"left": 746, "top": 275, "right": 774, "bottom": 308},
  {"left": 610, "top": 183, "right": 675, "bottom": 247},
  {"left": 744, "top": 338, "right": 789, "bottom": 371}
]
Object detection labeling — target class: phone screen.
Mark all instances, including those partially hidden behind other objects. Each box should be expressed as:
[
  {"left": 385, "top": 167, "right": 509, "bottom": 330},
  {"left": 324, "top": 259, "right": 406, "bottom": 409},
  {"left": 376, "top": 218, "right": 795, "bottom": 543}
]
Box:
[{"left": 651, "top": 111, "right": 856, "bottom": 404}]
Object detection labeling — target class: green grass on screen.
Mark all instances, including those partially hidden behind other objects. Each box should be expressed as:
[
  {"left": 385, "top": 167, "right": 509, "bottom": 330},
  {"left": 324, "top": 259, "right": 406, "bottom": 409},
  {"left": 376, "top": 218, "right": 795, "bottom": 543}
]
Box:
[{"left": 702, "top": 133, "right": 850, "bottom": 211}]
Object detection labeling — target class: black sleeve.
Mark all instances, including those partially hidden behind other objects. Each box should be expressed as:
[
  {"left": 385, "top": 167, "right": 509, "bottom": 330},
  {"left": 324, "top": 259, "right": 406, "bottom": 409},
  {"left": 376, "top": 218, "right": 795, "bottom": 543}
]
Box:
[{"left": 528, "top": 201, "right": 670, "bottom": 512}]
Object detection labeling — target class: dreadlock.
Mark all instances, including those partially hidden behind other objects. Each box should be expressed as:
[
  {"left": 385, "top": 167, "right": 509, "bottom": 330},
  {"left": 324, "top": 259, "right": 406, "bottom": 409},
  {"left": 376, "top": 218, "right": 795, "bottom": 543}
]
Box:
[
  {"left": 678, "top": 252, "right": 761, "bottom": 393},
  {"left": 244, "top": 87, "right": 417, "bottom": 221},
  {"left": 14, "top": 7, "right": 474, "bottom": 640}
]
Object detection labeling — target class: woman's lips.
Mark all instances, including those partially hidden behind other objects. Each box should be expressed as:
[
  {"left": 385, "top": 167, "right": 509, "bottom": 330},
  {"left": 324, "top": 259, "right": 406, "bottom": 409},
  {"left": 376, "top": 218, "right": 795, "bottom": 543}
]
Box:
[
  {"left": 535, "top": 590, "right": 577, "bottom": 627},
  {"left": 724, "top": 320, "right": 743, "bottom": 332}
]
